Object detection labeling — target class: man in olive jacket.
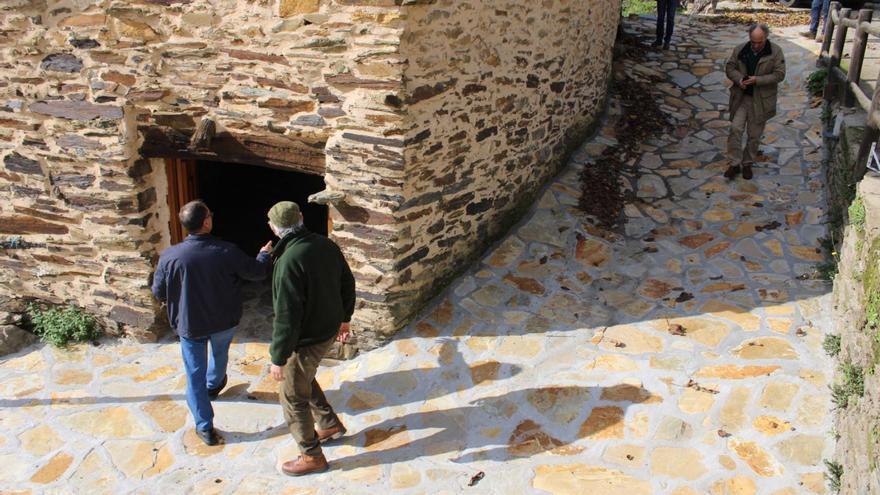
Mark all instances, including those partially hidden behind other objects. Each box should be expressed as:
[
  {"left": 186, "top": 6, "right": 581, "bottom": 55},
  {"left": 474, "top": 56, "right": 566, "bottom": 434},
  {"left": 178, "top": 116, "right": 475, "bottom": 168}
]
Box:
[
  {"left": 724, "top": 23, "right": 786, "bottom": 180},
  {"left": 266, "top": 201, "right": 356, "bottom": 476}
]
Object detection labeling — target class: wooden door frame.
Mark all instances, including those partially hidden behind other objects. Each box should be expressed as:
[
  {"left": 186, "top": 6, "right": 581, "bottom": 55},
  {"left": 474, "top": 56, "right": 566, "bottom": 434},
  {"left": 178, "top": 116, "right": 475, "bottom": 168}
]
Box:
[{"left": 164, "top": 158, "right": 199, "bottom": 245}]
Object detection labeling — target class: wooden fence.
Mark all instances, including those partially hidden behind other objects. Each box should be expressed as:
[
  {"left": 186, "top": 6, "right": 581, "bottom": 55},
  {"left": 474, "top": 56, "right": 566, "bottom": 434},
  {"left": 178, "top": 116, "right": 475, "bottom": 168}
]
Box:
[{"left": 819, "top": 1, "right": 880, "bottom": 174}]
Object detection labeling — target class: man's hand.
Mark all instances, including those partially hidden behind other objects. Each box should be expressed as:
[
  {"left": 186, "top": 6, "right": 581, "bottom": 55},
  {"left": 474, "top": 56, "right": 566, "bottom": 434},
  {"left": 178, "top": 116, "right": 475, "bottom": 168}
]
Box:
[
  {"left": 743, "top": 76, "right": 757, "bottom": 86},
  {"left": 260, "top": 240, "right": 273, "bottom": 254},
  {"left": 271, "top": 364, "right": 284, "bottom": 381},
  {"left": 337, "top": 322, "right": 351, "bottom": 343}
]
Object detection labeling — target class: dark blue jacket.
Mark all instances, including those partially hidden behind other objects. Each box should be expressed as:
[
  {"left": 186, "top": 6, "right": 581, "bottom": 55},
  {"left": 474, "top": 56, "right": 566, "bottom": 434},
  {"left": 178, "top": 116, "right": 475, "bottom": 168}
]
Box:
[{"left": 151, "top": 234, "right": 271, "bottom": 339}]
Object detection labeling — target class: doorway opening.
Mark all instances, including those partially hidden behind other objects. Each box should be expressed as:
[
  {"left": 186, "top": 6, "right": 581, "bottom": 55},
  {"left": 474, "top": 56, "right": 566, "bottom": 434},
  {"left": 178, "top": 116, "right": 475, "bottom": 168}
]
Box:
[{"left": 164, "top": 158, "right": 328, "bottom": 254}]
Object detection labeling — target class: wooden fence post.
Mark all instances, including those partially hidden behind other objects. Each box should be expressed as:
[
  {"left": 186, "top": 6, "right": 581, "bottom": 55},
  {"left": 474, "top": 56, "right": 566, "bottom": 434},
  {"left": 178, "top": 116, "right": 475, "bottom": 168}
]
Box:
[
  {"left": 845, "top": 9, "right": 874, "bottom": 107},
  {"left": 857, "top": 88, "right": 880, "bottom": 180},
  {"left": 822, "top": 2, "right": 842, "bottom": 60},
  {"left": 832, "top": 8, "right": 851, "bottom": 70}
]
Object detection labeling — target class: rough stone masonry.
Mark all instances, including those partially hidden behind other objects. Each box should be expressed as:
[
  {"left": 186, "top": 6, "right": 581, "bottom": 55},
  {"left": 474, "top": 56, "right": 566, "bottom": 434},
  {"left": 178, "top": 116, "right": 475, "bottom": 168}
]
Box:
[{"left": 0, "top": 0, "right": 620, "bottom": 349}]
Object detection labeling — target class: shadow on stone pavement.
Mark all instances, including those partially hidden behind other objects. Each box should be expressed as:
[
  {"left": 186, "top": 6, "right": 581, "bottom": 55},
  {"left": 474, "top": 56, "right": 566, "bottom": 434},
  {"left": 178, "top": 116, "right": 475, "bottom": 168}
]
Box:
[{"left": 331, "top": 384, "right": 655, "bottom": 471}]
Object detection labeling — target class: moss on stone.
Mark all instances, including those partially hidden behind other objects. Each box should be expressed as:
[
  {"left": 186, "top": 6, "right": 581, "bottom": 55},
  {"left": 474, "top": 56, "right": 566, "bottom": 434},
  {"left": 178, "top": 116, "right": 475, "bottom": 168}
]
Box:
[
  {"left": 864, "top": 238, "right": 880, "bottom": 331},
  {"left": 849, "top": 195, "right": 866, "bottom": 232}
]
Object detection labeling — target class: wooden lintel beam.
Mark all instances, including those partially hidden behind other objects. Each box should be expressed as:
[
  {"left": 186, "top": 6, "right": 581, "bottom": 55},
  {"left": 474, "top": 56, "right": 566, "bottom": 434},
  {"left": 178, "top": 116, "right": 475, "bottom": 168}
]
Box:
[{"left": 139, "top": 125, "right": 326, "bottom": 176}]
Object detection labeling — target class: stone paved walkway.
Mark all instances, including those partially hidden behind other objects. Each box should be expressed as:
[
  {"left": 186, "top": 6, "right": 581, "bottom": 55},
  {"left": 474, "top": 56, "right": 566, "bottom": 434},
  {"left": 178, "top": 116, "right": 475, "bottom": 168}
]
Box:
[{"left": 0, "top": 19, "right": 835, "bottom": 495}]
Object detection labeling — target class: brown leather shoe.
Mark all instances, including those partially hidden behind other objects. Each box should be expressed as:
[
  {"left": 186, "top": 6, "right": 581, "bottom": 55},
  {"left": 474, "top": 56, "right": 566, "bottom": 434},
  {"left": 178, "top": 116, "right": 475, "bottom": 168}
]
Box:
[
  {"left": 281, "top": 454, "right": 329, "bottom": 477},
  {"left": 723, "top": 164, "right": 740, "bottom": 179},
  {"left": 742, "top": 164, "right": 753, "bottom": 180},
  {"left": 317, "top": 423, "right": 347, "bottom": 443}
]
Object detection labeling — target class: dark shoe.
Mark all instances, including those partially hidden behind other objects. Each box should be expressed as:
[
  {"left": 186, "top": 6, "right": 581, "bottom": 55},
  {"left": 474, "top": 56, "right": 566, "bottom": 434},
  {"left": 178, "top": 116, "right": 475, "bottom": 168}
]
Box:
[
  {"left": 281, "top": 454, "right": 329, "bottom": 477},
  {"left": 195, "top": 428, "right": 221, "bottom": 446},
  {"left": 651, "top": 39, "right": 662, "bottom": 48},
  {"left": 663, "top": 42, "right": 670, "bottom": 50},
  {"left": 317, "top": 423, "right": 347, "bottom": 444},
  {"left": 207, "top": 375, "right": 227, "bottom": 401},
  {"left": 800, "top": 30, "right": 817, "bottom": 39},
  {"left": 742, "top": 164, "right": 753, "bottom": 180},
  {"left": 723, "top": 165, "right": 741, "bottom": 179}
]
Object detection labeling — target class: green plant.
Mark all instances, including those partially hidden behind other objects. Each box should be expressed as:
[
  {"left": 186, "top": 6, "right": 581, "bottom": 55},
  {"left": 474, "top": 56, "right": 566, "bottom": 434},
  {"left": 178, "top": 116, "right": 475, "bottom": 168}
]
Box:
[
  {"left": 26, "top": 303, "right": 101, "bottom": 347},
  {"left": 808, "top": 69, "right": 829, "bottom": 97},
  {"left": 817, "top": 235, "right": 839, "bottom": 281},
  {"left": 831, "top": 361, "right": 865, "bottom": 409},
  {"left": 622, "top": 0, "right": 684, "bottom": 16},
  {"left": 849, "top": 195, "right": 866, "bottom": 232},
  {"left": 825, "top": 459, "right": 843, "bottom": 493},
  {"left": 824, "top": 334, "right": 842, "bottom": 357},
  {"left": 866, "top": 241, "right": 880, "bottom": 330},
  {"left": 818, "top": 260, "right": 839, "bottom": 281}
]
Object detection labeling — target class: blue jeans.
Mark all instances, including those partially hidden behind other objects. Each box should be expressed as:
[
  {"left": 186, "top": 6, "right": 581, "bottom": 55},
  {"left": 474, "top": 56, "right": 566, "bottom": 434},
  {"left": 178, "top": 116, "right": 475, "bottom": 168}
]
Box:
[
  {"left": 656, "top": 0, "right": 679, "bottom": 43},
  {"left": 810, "top": 0, "right": 831, "bottom": 35},
  {"left": 180, "top": 326, "right": 236, "bottom": 431}
]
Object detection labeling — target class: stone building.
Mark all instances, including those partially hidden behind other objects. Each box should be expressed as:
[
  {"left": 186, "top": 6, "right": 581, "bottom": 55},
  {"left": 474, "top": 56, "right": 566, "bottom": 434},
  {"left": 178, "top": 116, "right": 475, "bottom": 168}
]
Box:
[{"left": 0, "top": 0, "right": 620, "bottom": 349}]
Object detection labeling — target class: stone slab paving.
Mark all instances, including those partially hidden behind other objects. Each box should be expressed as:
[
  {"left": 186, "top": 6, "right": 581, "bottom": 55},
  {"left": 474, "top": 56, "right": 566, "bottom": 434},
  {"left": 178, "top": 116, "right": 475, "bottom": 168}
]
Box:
[{"left": 0, "top": 19, "right": 836, "bottom": 495}]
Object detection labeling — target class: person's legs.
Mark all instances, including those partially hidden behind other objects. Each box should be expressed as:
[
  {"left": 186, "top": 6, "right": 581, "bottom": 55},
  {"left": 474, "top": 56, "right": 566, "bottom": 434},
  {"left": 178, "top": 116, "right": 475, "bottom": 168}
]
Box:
[
  {"left": 656, "top": 0, "right": 667, "bottom": 44},
  {"left": 726, "top": 97, "right": 750, "bottom": 165},
  {"left": 665, "top": 0, "right": 678, "bottom": 45},
  {"left": 281, "top": 338, "right": 336, "bottom": 457},
  {"left": 309, "top": 378, "right": 341, "bottom": 431},
  {"left": 809, "top": 0, "right": 823, "bottom": 34},
  {"left": 180, "top": 335, "right": 213, "bottom": 431},
  {"left": 206, "top": 326, "right": 236, "bottom": 390},
  {"left": 743, "top": 116, "right": 767, "bottom": 167}
]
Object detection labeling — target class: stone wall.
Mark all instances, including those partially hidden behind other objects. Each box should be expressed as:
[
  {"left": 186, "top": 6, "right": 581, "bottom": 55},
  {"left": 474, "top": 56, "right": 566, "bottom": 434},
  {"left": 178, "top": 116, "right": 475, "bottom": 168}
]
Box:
[
  {"left": 0, "top": 0, "right": 620, "bottom": 348},
  {"left": 829, "top": 126, "right": 880, "bottom": 491},
  {"left": 0, "top": 0, "right": 406, "bottom": 342},
  {"left": 390, "top": 0, "right": 621, "bottom": 324}
]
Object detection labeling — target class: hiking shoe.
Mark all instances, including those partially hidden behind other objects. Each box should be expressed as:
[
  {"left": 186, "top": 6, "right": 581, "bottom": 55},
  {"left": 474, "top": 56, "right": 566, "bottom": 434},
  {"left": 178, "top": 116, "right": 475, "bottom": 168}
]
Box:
[
  {"left": 207, "top": 375, "right": 227, "bottom": 401},
  {"left": 317, "top": 423, "right": 347, "bottom": 444},
  {"left": 195, "top": 428, "right": 221, "bottom": 446},
  {"left": 800, "top": 31, "right": 817, "bottom": 39},
  {"left": 663, "top": 42, "right": 670, "bottom": 50},
  {"left": 742, "top": 164, "right": 753, "bottom": 180},
  {"left": 650, "top": 39, "right": 662, "bottom": 48},
  {"left": 282, "top": 454, "right": 329, "bottom": 477},
  {"left": 723, "top": 165, "right": 741, "bottom": 179}
]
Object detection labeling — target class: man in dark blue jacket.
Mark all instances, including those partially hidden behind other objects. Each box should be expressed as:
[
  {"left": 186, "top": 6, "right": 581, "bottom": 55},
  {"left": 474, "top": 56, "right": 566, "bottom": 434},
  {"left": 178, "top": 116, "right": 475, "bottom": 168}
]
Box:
[{"left": 152, "top": 200, "right": 272, "bottom": 445}]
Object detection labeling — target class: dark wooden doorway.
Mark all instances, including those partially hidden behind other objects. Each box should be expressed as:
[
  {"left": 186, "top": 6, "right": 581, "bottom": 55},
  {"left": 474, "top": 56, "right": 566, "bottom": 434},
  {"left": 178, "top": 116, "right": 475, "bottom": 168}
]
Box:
[{"left": 163, "top": 159, "right": 329, "bottom": 252}]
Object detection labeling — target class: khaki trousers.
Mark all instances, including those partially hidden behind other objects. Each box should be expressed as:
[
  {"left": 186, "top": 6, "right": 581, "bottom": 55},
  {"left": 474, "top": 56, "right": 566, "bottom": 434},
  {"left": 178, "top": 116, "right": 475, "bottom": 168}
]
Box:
[
  {"left": 726, "top": 95, "right": 767, "bottom": 166},
  {"left": 280, "top": 337, "right": 339, "bottom": 456}
]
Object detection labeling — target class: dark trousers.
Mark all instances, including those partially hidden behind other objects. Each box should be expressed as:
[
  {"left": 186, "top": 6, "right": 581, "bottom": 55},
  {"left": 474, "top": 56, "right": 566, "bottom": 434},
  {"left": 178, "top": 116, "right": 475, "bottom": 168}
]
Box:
[
  {"left": 656, "top": 0, "right": 679, "bottom": 44},
  {"left": 280, "top": 337, "right": 340, "bottom": 456}
]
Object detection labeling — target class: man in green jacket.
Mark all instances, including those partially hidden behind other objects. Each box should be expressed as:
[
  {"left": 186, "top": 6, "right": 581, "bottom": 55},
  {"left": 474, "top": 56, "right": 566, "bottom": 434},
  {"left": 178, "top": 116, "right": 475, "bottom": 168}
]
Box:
[{"left": 266, "top": 201, "right": 356, "bottom": 476}]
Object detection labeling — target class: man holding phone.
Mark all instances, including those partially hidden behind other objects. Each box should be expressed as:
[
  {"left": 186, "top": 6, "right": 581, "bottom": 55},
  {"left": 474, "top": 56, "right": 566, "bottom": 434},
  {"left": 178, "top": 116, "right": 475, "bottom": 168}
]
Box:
[{"left": 724, "top": 23, "right": 786, "bottom": 181}]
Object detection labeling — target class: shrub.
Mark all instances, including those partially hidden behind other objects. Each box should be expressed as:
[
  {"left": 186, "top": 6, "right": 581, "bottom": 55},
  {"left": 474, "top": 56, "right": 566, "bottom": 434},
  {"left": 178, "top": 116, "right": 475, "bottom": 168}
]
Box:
[
  {"left": 849, "top": 195, "right": 866, "bottom": 232},
  {"left": 825, "top": 459, "right": 843, "bottom": 493},
  {"left": 831, "top": 362, "right": 864, "bottom": 409},
  {"left": 823, "top": 334, "right": 841, "bottom": 357},
  {"left": 808, "top": 69, "right": 828, "bottom": 97},
  {"left": 27, "top": 303, "right": 101, "bottom": 347}
]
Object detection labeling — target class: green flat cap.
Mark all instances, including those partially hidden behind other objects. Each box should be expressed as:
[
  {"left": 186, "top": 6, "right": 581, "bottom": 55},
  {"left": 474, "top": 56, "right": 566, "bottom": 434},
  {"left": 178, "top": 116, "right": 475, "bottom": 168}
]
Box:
[{"left": 268, "top": 201, "right": 302, "bottom": 228}]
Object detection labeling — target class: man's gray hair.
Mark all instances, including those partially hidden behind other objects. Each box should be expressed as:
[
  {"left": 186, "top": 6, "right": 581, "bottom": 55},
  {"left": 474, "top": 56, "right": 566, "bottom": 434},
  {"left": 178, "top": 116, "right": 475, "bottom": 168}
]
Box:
[{"left": 748, "top": 23, "right": 770, "bottom": 37}]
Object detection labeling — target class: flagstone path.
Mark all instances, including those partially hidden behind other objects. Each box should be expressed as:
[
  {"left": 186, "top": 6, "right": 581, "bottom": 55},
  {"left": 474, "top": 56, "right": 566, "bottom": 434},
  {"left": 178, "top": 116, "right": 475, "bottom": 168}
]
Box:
[{"left": 0, "top": 18, "right": 836, "bottom": 495}]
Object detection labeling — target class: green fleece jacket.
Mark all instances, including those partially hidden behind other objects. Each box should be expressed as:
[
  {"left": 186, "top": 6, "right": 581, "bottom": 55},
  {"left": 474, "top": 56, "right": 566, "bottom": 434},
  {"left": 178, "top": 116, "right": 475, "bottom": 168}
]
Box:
[{"left": 269, "top": 228, "right": 356, "bottom": 366}]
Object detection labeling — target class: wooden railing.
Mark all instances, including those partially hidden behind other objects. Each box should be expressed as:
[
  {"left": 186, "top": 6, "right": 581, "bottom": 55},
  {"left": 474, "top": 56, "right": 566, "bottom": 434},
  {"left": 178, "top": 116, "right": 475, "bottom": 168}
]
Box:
[{"left": 820, "top": 1, "right": 880, "bottom": 175}]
